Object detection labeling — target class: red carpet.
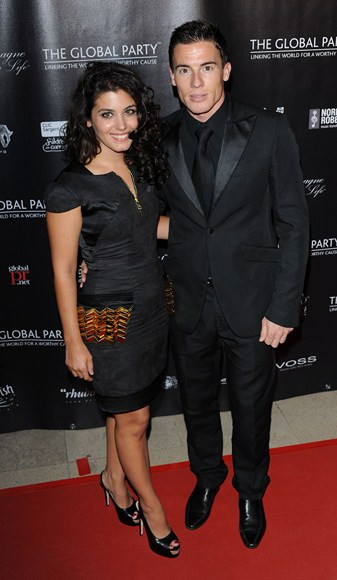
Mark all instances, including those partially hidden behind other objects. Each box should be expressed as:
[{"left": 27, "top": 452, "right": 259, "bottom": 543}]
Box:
[{"left": 1, "top": 440, "right": 337, "bottom": 580}]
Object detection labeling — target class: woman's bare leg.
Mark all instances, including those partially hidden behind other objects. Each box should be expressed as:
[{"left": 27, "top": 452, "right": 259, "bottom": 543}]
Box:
[
  {"left": 101, "top": 415, "right": 132, "bottom": 509},
  {"left": 114, "top": 405, "right": 179, "bottom": 549}
]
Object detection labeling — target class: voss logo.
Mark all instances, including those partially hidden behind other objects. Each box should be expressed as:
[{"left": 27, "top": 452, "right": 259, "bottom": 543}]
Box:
[
  {"left": 8, "top": 265, "right": 30, "bottom": 285},
  {"left": 276, "top": 356, "right": 317, "bottom": 371}
]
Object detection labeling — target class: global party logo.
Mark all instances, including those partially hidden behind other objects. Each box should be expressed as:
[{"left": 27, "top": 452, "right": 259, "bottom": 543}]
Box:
[
  {"left": 8, "top": 265, "right": 30, "bottom": 286},
  {"left": 0, "top": 384, "right": 18, "bottom": 410},
  {"left": 41, "top": 121, "right": 66, "bottom": 152},
  {"left": 308, "top": 108, "right": 337, "bottom": 129},
  {"left": 0, "top": 329, "right": 64, "bottom": 347},
  {"left": 42, "top": 42, "right": 161, "bottom": 70},
  {"left": 329, "top": 296, "right": 337, "bottom": 313},
  {"left": 311, "top": 237, "right": 337, "bottom": 256},
  {"left": 250, "top": 36, "right": 337, "bottom": 60},
  {"left": 276, "top": 356, "right": 317, "bottom": 371},
  {"left": 0, "top": 198, "right": 46, "bottom": 220},
  {"left": 303, "top": 178, "right": 326, "bottom": 199},
  {"left": 0, "top": 124, "right": 13, "bottom": 154}
]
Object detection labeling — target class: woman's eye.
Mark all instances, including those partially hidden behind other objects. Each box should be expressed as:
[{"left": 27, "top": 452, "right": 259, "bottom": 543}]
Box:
[
  {"left": 125, "top": 108, "right": 137, "bottom": 115},
  {"left": 101, "top": 111, "right": 112, "bottom": 118}
]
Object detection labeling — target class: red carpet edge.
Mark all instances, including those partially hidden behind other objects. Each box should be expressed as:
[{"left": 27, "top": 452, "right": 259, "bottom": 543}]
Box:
[{"left": 1, "top": 437, "right": 337, "bottom": 497}]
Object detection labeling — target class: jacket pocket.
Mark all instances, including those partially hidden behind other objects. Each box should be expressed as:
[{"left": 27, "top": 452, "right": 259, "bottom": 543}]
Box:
[{"left": 243, "top": 245, "right": 280, "bottom": 262}]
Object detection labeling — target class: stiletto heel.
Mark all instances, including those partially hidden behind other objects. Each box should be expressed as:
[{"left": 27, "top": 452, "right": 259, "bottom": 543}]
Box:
[
  {"left": 137, "top": 501, "right": 180, "bottom": 558},
  {"left": 99, "top": 472, "right": 139, "bottom": 527}
]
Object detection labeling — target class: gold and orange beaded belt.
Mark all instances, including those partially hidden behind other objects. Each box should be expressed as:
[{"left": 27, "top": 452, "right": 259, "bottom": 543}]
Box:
[{"left": 77, "top": 304, "right": 133, "bottom": 343}]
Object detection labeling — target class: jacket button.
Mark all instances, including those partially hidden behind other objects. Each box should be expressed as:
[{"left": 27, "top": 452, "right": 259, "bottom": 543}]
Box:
[{"left": 207, "top": 227, "right": 214, "bottom": 234}]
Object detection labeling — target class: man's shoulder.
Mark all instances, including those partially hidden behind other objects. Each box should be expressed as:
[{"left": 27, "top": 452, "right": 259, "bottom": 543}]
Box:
[{"left": 230, "top": 96, "right": 284, "bottom": 127}]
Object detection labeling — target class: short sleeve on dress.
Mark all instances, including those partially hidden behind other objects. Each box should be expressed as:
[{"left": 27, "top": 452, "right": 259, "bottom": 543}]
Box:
[{"left": 44, "top": 182, "right": 81, "bottom": 213}]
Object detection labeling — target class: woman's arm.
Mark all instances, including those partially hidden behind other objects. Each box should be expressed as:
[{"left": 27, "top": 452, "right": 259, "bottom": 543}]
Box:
[
  {"left": 46, "top": 208, "right": 94, "bottom": 381},
  {"left": 157, "top": 215, "right": 170, "bottom": 240}
]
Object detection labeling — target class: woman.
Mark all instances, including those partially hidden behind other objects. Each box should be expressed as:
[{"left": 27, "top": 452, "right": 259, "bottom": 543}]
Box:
[{"left": 45, "top": 62, "right": 179, "bottom": 558}]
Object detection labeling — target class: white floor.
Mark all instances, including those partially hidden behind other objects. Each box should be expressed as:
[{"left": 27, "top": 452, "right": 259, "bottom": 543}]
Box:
[{"left": 1, "top": 391, "right": 337, "bottom": 489}]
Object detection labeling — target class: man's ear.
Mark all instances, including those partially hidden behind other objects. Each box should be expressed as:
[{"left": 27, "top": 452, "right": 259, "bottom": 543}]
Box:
[
  {"left": 169, "top": 67, "right": 177, "bottom": 87},
  {"left": 223, "top": 62, "right": 231, "bottom": 82}
]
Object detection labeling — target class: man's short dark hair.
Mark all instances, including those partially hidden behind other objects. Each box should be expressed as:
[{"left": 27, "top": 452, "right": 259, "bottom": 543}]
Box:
[{"left": 169, "top": 20, "right": 229, "bottom": 68}]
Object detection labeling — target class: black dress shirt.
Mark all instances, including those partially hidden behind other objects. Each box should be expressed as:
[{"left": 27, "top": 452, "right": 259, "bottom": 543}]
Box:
[{"left": 180, "top": 97, "right": 229, "bottom": 176}]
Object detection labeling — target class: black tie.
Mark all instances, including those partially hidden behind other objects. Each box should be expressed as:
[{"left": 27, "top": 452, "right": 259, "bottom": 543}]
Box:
[{"left": 192, "top": 125, "right": 214, "bottom": 216}]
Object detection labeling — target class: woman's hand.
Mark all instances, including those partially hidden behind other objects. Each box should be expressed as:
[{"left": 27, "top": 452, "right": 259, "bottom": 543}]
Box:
[
  {"left": 65, "top": 340, "right": 94, "bottom": 382},
  {"left": 157, "top": 216, "right": 170, "bottom": 240}
]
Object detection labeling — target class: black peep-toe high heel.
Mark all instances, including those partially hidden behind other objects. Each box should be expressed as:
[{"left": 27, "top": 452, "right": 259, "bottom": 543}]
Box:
[
  {"left": 99, "top": 472, "right": 139, "bottom": 527},
  {"left": 137, "top": 501, "right": 180, "bottom": 558}
]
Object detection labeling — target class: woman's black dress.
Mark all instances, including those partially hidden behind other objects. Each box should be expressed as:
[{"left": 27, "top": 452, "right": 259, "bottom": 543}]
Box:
[{"left": 44, "top": 163, "right": 168, "bottom": 413}]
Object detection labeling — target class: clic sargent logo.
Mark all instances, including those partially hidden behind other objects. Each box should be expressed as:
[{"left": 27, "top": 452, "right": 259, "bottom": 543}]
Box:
[
  {"left": 0, "top": 384, "right": 18, "bottom": 411},
  {"left": 0, "top": 329, "right": 64, "bottom": 347},
  {"left": 303, "top": 178, "right": 326, "bottom": 198},
  {"left": 0, "top": 198, "right": 46, "bottom": 219},
  {"left": 276, "top": 356, "right": 317, "bottom": 372},
  {"left": 41, "top": 121, "right": 66, "bottom": 153},
  {"left": 9, "top": 265, "right": 30, "bottom": 286},
  {"left": 309, "top": 108, "right": 337, "bottom": 129},
  {"left": 60, "top": 386, "right": 96, "bottom": 403},
  {"left": 250, "top": 36, "right": 337, "bottom": 60},
  {"left": 42, "top": 42, "right": 161, "bottom": 70},
  {"left": 311, "top": 237, "right": 337, "bottom": 256}
]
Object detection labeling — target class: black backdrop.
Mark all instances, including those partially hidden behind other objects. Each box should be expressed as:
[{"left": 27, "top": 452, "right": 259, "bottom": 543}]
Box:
[{"left": 1, "top": 0, "right": 336, "bottom": 431}]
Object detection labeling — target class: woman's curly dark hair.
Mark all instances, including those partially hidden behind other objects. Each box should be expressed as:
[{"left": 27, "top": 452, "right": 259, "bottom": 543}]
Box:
[{"left": 63, "top": 61, "right": 168, "bottom": 185}]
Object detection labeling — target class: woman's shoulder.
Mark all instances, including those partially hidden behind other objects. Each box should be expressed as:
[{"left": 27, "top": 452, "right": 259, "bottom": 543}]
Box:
[{"left": 44, "top": 162, "right": 85, "bottom": 213}]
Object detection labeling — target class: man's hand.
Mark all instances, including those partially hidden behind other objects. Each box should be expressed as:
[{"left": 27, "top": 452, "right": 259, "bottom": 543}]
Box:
[
  {"left": 259, "top": 317, "right": 293, "bottom": 348},
  {"left": 79, "top": 260, "right": 88, "bottom": 288}
]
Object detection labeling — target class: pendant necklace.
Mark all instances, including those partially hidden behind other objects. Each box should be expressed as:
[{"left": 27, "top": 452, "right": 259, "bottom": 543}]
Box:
[{"left": 128, "top": 169, "right": 142, "bottom": 214}]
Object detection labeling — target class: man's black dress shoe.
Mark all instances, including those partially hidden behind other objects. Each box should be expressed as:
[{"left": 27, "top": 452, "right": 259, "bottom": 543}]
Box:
[
  {"left": 239, "top": 499, "right": 266, "bottom": 549},
  {"left": 185, "top": 485, "right": 220, "bottom": 530}
]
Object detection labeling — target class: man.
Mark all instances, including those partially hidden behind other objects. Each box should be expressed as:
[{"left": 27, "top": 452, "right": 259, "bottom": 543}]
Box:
[{"left": 159, "top": 20, "right": 309, "bottom": 548}]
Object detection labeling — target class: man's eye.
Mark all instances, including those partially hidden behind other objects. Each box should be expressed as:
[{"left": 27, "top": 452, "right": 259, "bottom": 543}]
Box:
[{"left": 179, "top": 68, "right": 190, "bottom": 75}]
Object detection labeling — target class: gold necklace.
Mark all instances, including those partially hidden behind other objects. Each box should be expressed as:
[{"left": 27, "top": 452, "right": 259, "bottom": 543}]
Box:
[{"left": 128, "top": 169, "right": 142, "bottom": 214}]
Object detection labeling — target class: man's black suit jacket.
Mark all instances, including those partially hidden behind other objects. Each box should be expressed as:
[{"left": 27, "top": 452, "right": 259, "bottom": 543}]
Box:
[{"left": 158, "top": 95, "right": 309, "bottom": 337}]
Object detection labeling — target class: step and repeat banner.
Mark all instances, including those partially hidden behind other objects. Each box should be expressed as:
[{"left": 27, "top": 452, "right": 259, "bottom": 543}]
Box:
[{"left": 1, "top": 0, "right": 336, "bottom": 431}]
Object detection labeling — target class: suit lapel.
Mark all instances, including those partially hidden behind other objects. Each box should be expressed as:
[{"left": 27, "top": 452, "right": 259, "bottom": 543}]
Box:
[
  {"left": 212, "top": 111, "right": 257, "bottom": 210},
  {"left": 164, "top": 100, "right": 257, "bottom": 216},
  {"left": 165, "top": 117, "right": 204, "bottom": 216}
]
